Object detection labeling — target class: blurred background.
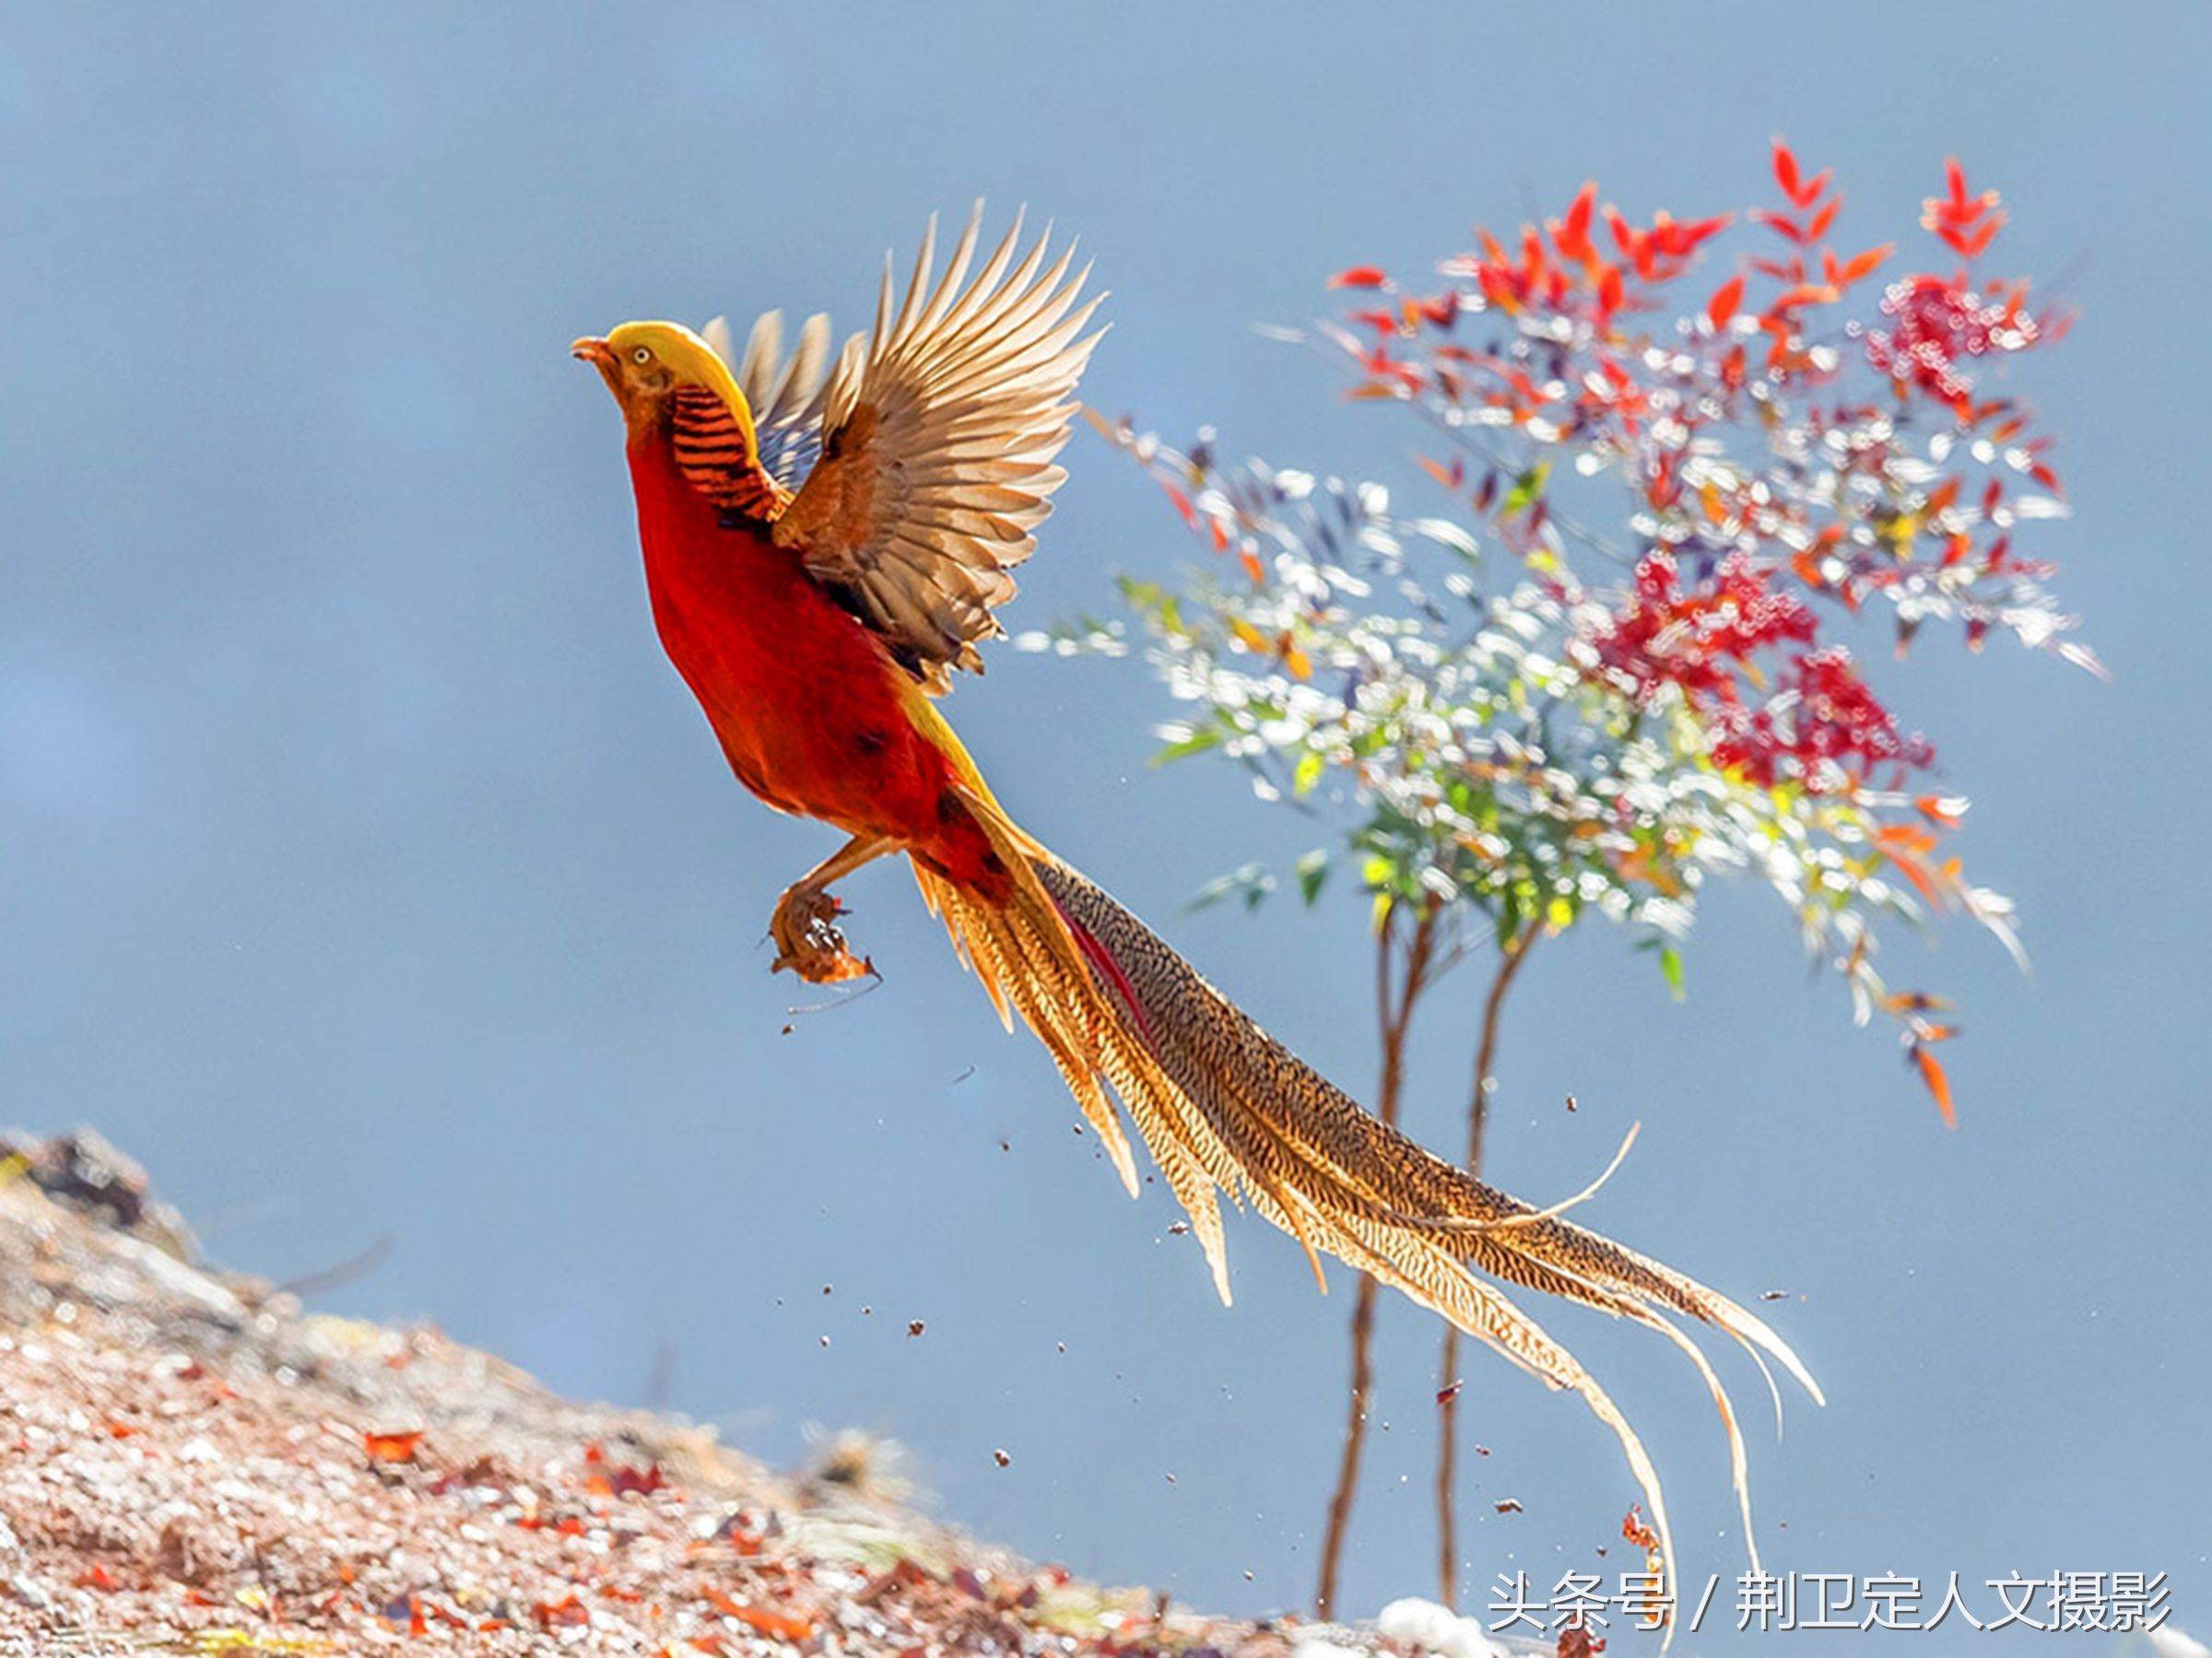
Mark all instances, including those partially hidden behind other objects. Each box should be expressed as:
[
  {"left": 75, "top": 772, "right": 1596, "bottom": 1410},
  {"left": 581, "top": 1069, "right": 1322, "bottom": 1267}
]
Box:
[{"left": 4, "top": 5, "right": 2207, "bottom": 1651}]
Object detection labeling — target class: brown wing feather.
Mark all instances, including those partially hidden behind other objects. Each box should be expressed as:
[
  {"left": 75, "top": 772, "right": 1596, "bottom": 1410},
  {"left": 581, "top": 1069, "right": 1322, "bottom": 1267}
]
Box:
[{"left": 771, "top": 206, "right": 1106, "bottom": 688}]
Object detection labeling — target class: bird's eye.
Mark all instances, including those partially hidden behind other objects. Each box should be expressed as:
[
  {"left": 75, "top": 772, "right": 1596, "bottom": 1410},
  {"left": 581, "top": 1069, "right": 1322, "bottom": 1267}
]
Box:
[{"left": 631, "top": 347, "right": 653, "bottom": 365}]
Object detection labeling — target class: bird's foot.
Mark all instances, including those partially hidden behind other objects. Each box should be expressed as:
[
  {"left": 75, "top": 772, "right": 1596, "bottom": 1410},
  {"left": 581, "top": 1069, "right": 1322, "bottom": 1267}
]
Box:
[{"left": 770, "top": 884, "right": 877, "bottom": 985}]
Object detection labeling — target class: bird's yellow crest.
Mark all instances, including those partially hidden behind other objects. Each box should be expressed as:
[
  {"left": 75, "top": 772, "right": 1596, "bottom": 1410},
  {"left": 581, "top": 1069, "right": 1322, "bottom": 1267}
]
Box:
[{"left": 592, "top": 320, "right": 760, "bottom": 461}]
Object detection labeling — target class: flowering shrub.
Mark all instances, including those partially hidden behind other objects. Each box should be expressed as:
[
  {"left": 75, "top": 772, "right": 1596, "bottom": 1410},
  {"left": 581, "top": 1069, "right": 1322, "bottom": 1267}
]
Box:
[{"left": 1055, "top": 147, "right": 2091, "bottom": 1124}]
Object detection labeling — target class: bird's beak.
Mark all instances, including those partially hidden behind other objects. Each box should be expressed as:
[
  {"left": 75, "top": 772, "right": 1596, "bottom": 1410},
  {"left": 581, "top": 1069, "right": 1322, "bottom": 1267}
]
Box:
[{"left": 571, "top": 335, "right": 615, "bottom": 368}]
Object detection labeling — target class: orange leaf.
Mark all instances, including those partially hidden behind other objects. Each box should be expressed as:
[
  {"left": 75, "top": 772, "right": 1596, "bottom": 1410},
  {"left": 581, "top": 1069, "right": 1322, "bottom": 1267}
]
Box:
[
  {"left": 1964, "top": 215, "right": 2005, "bottom": 256},
  {"left": 1596, "top": 261, "right": 1624, "bottom": 313},
  {"left": 535, "top": 1593, "right": 590, "bottom": 1628},
  {"left": 1769, "top": 282, "right": 1841, "bottom": 312},
  {"left": 1326, "top": 265, "right": 1389, "bottom": 289},
  {"left": 1836, "top": 241, "right": 1895, "bottom": 285},
  {"left": 1706, "top": 274, "right": 1746, "bottom": 329},
  {"left": 1750, "top": 207, "right": 1804, "bottom": 244},
  {"left": 1912, "top": 1044, "right": 1957, "bottom": 1129},
  {"left": 1882, "top": 990, "right": 1953, "bottom": 1014},
  {"left": 1772, "top": 138, "right": 1802, "bottom": 202},
  {"left": 1562, "top": 180, "right": 1596, "bottom": 254},
  {"left": 1882, "top": 846, "right": 1943, "bottom": 906},
  {"left": 364, "top": 1429, "right": 425, "bottom": 1464},
  {"left": 706, "top": 1590, "right": 815, "bottom": 1642}
]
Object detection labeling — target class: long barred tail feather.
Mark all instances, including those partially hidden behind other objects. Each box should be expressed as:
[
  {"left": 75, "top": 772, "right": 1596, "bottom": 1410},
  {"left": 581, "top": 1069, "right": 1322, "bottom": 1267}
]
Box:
[{"left": 910, "top": 791, "right": 1820, "bottom": 1631}]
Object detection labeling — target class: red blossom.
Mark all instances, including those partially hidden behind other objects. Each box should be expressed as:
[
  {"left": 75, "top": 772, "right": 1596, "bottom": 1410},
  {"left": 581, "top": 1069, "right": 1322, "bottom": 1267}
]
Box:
[
  {"left": 1862, "top": 274, "right": 2041, "bottom": 406},
  {"left": 1712, "top": 647, "right": 1936, "bottom": 792},
  {"left": 1595, "top": 549, "right": 1815, "bottom": 707}
]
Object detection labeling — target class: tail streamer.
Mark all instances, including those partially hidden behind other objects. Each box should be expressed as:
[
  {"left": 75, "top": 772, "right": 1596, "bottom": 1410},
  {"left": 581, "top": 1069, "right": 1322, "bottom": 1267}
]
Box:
[{"left": 911, "top": 790, "right": 1820, "bottom": 1633}]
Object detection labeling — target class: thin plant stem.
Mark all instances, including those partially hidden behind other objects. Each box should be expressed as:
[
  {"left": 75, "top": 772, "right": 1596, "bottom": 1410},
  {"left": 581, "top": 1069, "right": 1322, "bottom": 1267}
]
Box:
[
  {"left": 1434, "top": 918, "right": 1541, "bottom": 1607},
  {"left": 1315, "top": 899, "right": 1439, "bottom": 1618}
]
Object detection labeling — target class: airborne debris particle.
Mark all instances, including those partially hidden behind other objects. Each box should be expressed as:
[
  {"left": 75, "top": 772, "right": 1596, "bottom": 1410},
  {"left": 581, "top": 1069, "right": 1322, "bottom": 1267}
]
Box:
[
  {"left": 1475, "top": 1444, "right": 1491, "bottom": 1457},
  {"left": 822, "top": 1285, "right": 833, "bottom": 1296},
  {"left": 992, "top": 1448, "right": 1011, "bottom": 1468},
  {"left": 1167, "top": 1221, "right": 1188, "bottom": 1236},
  {"left": 1565, "top": 1094, "right": 1578, "bottom": 1112},
  {"left": 1435, "top": 1380, "right": 1462, "bottom": 1405},
  {"left": 818, "top": 1335, "right": 830, "bottom": 1348},
  {"left": 1494, "top": 1497, "right": 1524, "bottom": 1514},
  {"left": 908, "top": 1320, "right": 925, "bottom": 1337},
  {"left": 1761, "top": 1289, "right": 1790, "bottom": 1301}
]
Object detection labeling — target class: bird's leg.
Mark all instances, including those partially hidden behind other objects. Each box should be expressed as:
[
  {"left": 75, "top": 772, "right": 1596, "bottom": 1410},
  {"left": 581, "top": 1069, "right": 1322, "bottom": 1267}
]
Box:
[{"left": 770, "top": 833, "right": 898, "bottom": 984}]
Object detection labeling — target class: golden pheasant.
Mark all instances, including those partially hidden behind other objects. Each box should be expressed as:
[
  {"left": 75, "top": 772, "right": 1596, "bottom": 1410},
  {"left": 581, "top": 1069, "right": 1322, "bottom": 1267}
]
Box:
[{"left": 574, "top": 206, "right": 1819, "bottom": 1607}]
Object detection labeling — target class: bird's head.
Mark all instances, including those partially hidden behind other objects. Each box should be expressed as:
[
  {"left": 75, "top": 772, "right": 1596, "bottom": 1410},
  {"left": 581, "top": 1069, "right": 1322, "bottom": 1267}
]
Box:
[{"left": 571, "top": 320, "right": 759, "bottom": 455}]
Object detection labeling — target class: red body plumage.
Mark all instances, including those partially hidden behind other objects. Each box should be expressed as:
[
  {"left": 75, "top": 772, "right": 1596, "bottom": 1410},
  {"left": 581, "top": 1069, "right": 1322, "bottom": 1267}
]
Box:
[{"left": 626, "top": 432, "right": 1006, "bottom": 893}]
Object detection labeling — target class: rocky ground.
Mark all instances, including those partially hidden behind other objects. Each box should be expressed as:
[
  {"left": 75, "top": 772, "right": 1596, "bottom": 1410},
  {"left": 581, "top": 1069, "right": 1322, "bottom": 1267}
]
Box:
[{"left": 0, "top": 1131, "right": 1542, "bottom": 1658}]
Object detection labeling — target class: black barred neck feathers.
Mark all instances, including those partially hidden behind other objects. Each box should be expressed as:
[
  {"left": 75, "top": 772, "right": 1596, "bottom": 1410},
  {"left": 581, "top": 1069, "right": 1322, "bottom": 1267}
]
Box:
[{"left": 670, "top": 384, "right": 790, "bottom": 522}]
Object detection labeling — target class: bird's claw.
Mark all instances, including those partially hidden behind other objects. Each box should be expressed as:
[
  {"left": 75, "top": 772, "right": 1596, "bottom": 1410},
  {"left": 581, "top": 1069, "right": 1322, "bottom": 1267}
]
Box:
[{"left": 770, "top": 885, "right": 877, "bottom": 985}]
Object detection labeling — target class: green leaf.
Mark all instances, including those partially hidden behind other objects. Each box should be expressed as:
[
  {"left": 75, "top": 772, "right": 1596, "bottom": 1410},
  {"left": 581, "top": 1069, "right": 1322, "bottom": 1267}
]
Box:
[
  {"left": 1152, "top": 723, "right": 1224, "bottom": 766},
  {"left": 1296, "top": 849, "right": 1330, "bottom": 906},
  {"left": 1501, "top": 460, "right": 1553, "bottom": 517},
  {"left": 1658, "top": 945, "right": 1686, "bottom": 1001},
  {"left": 1186, "top": 864, "right": 1273, "bottom": 914}
]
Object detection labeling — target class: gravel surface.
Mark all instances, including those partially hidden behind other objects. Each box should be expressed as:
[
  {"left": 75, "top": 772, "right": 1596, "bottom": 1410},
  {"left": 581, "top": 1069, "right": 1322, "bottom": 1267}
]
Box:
[{"left": 0, "top": 1130, "right": 1447, "bottom": 1658}]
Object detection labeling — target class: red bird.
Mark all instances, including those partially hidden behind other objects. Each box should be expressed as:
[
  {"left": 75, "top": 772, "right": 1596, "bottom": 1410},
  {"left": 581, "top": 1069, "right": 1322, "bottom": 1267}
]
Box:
[{"left": 574, "top": 207, "right": 1818, "bottom": 1590}]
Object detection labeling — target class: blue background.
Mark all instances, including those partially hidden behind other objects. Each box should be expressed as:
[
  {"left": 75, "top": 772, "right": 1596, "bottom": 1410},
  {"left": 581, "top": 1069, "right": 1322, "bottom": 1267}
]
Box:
[{"left": 4, "top": 6, "right": 2206, "bottom": 1652}]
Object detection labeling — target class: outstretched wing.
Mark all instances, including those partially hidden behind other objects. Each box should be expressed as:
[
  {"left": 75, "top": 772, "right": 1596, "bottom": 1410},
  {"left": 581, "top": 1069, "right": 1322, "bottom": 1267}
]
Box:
[
  {"left": 700, "top": 309, "right": 835, "bottom": 492},
  {"left": 771, "top": 206, "right": 1106, "bottom": 688}
]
